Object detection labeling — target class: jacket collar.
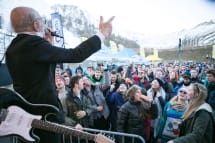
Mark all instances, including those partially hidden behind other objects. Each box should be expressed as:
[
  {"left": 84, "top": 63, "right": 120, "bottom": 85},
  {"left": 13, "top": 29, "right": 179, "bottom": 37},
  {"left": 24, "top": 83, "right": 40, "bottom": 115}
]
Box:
[
  {"left": 189, "top": 103, "right": 213, "bottom": 119},
  {"left": 196, "top": 102, "right": 213, "bottom": 113}
]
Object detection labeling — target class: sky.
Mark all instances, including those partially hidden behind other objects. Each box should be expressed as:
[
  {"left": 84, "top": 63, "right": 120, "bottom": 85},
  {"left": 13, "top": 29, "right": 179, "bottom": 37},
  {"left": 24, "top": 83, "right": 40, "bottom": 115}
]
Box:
[
  {"left": 43, "top": 0, "right": 215, "bottom": 35},
  {"left": 1, "top": 0, "right": 215, "bottom": 36}
]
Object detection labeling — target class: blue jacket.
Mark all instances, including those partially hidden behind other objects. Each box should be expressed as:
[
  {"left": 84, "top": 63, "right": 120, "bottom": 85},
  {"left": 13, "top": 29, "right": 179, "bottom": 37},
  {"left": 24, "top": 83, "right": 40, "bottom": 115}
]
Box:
[{"left": 159, "top": 102, "right": 186, "bottom": 141}]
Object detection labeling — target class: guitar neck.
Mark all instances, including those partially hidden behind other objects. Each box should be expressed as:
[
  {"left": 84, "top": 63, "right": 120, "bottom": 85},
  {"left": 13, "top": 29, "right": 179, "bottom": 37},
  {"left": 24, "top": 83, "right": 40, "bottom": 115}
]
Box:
[{"left": 32, "top": 119, "right": 95, "bottom": 141}]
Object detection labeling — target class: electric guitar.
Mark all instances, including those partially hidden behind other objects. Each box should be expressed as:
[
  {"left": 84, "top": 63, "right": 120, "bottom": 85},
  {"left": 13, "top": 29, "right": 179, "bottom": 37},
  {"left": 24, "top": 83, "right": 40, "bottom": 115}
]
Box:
[{"left": 0, "top": 88, "right": 115, "bottom": 143}]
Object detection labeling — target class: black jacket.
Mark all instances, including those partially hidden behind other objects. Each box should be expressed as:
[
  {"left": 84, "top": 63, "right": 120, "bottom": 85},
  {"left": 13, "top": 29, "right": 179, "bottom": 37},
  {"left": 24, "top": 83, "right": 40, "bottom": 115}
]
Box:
[
  {"left": 6, "top": 34, "right": 101, "bottom": 108},
  {"left": 6, "top": 34, "right": 101, "bottom": 143},
  {"left": 117, "top": 100, "right": 158, "bottom": 142},
  {"left": 207, "top": 82, "right": 215, "bottom": 111},
  {"left": 173, "top": 103, "right": 214, "bottom": 143}
]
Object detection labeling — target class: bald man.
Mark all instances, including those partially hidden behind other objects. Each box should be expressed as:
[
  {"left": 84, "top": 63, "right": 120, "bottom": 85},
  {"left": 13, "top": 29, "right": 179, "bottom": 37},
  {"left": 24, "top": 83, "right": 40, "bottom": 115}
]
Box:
[{"left": 6, "top": 6, "right": 114, "bottom": 143}]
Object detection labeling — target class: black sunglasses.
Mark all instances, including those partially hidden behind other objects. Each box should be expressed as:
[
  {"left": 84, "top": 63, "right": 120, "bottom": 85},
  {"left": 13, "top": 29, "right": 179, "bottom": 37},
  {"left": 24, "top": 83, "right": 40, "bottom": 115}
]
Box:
[{"left": 179, "top": 90, "right": 187, "bottom": 94}]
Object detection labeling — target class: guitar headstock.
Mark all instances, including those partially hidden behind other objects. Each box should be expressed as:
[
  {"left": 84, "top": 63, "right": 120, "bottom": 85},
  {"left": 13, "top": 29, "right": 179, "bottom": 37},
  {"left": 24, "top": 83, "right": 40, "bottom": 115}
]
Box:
[{"left": 95, "top": 133, "right": 115, "bottom": 143}]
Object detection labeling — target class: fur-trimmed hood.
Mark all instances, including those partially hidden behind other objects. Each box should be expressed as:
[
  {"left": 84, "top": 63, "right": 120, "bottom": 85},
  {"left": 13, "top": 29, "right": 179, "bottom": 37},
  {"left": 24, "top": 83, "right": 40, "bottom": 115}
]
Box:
[{"left": 196, "top": 102, "right": 213, "bottom": 113}]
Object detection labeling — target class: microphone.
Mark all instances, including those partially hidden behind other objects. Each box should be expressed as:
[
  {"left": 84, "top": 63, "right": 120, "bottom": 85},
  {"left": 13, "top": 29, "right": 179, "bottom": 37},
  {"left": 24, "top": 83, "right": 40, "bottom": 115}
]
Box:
[
  {"left": 45, "top": 29, "right": 64, "bottom": 38},
  {"left": 50, "top": 31, "right": 64, "bottom": 38}
]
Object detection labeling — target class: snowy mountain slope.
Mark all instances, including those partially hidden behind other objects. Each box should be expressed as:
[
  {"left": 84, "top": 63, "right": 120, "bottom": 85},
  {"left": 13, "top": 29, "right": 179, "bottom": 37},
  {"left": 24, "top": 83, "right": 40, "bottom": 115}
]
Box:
[
  {"left": 51, "top": 4, "right": 215, "bottom": 49},
  {"left": 0, "top": 1, "right": 215, "bottom": 51}
]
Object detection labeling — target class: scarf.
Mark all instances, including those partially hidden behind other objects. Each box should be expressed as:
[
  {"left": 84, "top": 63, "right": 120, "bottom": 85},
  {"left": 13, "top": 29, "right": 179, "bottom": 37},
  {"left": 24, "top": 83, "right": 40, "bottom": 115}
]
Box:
[{"left": 171, "top": 99, "right": 188, "bottom": 112}]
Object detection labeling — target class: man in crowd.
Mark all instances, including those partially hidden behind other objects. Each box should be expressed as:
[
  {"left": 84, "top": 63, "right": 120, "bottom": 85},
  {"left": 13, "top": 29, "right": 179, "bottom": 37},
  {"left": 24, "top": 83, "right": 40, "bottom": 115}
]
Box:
[
  {"left": 206, "top": 69, "right": 215, "bottom": 119},
  {"left": 190, "top": 68, "right": 203, "bottom": 84},
  {"left": 6, "top": 6, "right": 114, "bottom": 143}
]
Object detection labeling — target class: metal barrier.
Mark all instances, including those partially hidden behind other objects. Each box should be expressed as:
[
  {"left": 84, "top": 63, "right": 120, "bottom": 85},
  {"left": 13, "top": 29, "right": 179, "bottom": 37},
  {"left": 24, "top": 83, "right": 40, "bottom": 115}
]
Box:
[
  {"left": 0, "top": 137, "right": 16, "bottom": 143},
  {"left": 0, "top": 128, "right": 145, "bottom": 143},
  {"left": 66, "top": 127, "right": 146, "bottom": 143},
  {"left": 84, "top": 128, "right": 145, "bottom": 143}
]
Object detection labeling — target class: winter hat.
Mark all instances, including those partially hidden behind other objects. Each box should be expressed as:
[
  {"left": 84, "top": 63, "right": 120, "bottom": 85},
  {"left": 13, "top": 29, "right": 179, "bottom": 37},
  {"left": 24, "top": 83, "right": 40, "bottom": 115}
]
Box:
[
  {"left": 65, "top": 68, "right": 73, "bottom": 77},
  {"left": 182, "top": 72, "right": 191, "bottom": 79},
  {"left": 75, "top": 66, "right": 83, "bottom": 74},
  {"left": 117, "top": 66, "right": 123, "bottom": 73}
]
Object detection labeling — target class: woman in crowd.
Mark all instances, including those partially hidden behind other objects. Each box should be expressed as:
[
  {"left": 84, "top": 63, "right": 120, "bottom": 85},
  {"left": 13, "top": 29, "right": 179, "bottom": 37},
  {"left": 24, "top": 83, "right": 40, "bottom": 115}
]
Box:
[
  {"left": 167, "top": 83, "right": 214, "bottom": 143},
  {"left": 117, "top": 85, "right": 158, "bottom": 143},
  {"left": 147, "top": 78, "right": 168, "bottom": 143},
  {"left": 168, "top": 70, "right": 179, "bottom": 90},
  {"left": 158, "top": 87, "right": 189, "bottom": 143}
]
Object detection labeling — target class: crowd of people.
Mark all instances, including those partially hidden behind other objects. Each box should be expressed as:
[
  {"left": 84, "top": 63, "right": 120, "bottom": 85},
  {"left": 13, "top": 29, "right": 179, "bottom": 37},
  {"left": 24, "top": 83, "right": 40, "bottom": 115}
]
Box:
[
  {"left": 55, "top": 62, "right": 215, "bottom": 143},
  {"left": 3, "top": 5, "right": 215, "bottom": 143}
]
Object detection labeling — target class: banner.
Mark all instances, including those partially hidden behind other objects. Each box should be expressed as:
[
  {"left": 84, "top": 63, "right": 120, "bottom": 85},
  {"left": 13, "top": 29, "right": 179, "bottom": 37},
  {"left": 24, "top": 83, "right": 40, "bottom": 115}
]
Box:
[
  {"left": 51, "top": 12, "right": 64, "bottom": 47},
  {"left": 213, "top": 45, "right": 215, "bottom": 59}
]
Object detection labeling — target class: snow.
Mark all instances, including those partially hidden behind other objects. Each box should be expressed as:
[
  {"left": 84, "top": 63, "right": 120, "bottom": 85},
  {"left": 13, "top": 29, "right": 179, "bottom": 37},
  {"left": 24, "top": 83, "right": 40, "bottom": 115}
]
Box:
[{"left": 0, "top": 0, "right": 215, "bottom": 51}]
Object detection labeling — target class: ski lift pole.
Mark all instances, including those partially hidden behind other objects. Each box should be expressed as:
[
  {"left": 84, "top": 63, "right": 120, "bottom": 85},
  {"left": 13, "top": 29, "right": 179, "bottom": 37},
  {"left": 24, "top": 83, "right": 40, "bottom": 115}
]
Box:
[{"left": 178, "top": 38, "right": 182, "bottom": 64}]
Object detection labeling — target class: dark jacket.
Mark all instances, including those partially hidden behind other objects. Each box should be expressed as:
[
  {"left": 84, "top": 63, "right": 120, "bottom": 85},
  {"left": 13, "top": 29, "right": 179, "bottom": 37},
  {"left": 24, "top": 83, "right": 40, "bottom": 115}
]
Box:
[
  {"left": 6, "top": 34, "right": 101, "bottom": 143},
  {"left": 106, "top": 91, "right": 127, "bottom": 131},
  {"left": 6, "top": 34, "right": 101, "bottom": 109},
  {"left": 63, "top": 91, "right": 93, "bottom": 127},
  {"left": 207, "top": 82, "right": 215, "bottom": 111},
  {"left": 174, "top": 81, "right": 191, "bottom": 96},
  {"left": 117, "top": 100, "right": 158, "bottom": 143},
  {"left": 173, "top": 103, "right": 214, "bottom": 143},
  {"left": 191, "top": 77, "right": 204, "bottom": 84}
]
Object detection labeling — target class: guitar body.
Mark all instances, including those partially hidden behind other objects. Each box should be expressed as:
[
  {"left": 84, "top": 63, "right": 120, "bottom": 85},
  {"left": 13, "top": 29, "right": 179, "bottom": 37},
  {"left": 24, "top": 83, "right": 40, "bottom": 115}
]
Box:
[
  {"left": 0, "top": 88, "right": 59, "bottom": 118},
  {"left": 0, "top": 106, "right": 42, "bottom": 142},
  {"left": 0, "top": 88, "right": 115, "bottom": 143},
  {"left": 0, "top": 88, "right": 60, "bottom": 142}
]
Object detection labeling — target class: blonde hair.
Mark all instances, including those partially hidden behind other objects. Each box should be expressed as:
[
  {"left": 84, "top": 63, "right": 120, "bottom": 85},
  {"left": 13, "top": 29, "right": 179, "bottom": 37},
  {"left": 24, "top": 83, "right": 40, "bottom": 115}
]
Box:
[{"left": 182, "top": 83, "right": 207, "bottom": 120}]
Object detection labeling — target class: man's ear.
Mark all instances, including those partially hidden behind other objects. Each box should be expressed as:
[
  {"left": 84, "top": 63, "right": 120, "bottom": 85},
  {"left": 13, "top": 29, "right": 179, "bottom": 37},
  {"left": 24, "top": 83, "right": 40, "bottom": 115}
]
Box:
[{"left": 32, "top": 21, "right": 40, "bottom": 32}]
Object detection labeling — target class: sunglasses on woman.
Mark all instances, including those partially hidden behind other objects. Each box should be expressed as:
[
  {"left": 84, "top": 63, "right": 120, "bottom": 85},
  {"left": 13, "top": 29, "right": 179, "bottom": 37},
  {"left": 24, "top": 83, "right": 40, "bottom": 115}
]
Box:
[{"left": 179, "top": 90, "right": 187, "bottom": 94}]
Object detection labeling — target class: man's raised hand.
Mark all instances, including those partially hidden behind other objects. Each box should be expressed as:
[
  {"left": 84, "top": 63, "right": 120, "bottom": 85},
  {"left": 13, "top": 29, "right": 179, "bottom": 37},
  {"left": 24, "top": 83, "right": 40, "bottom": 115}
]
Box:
[{"left": 99, "top": 16, "right": 115, "bottom": 37}]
